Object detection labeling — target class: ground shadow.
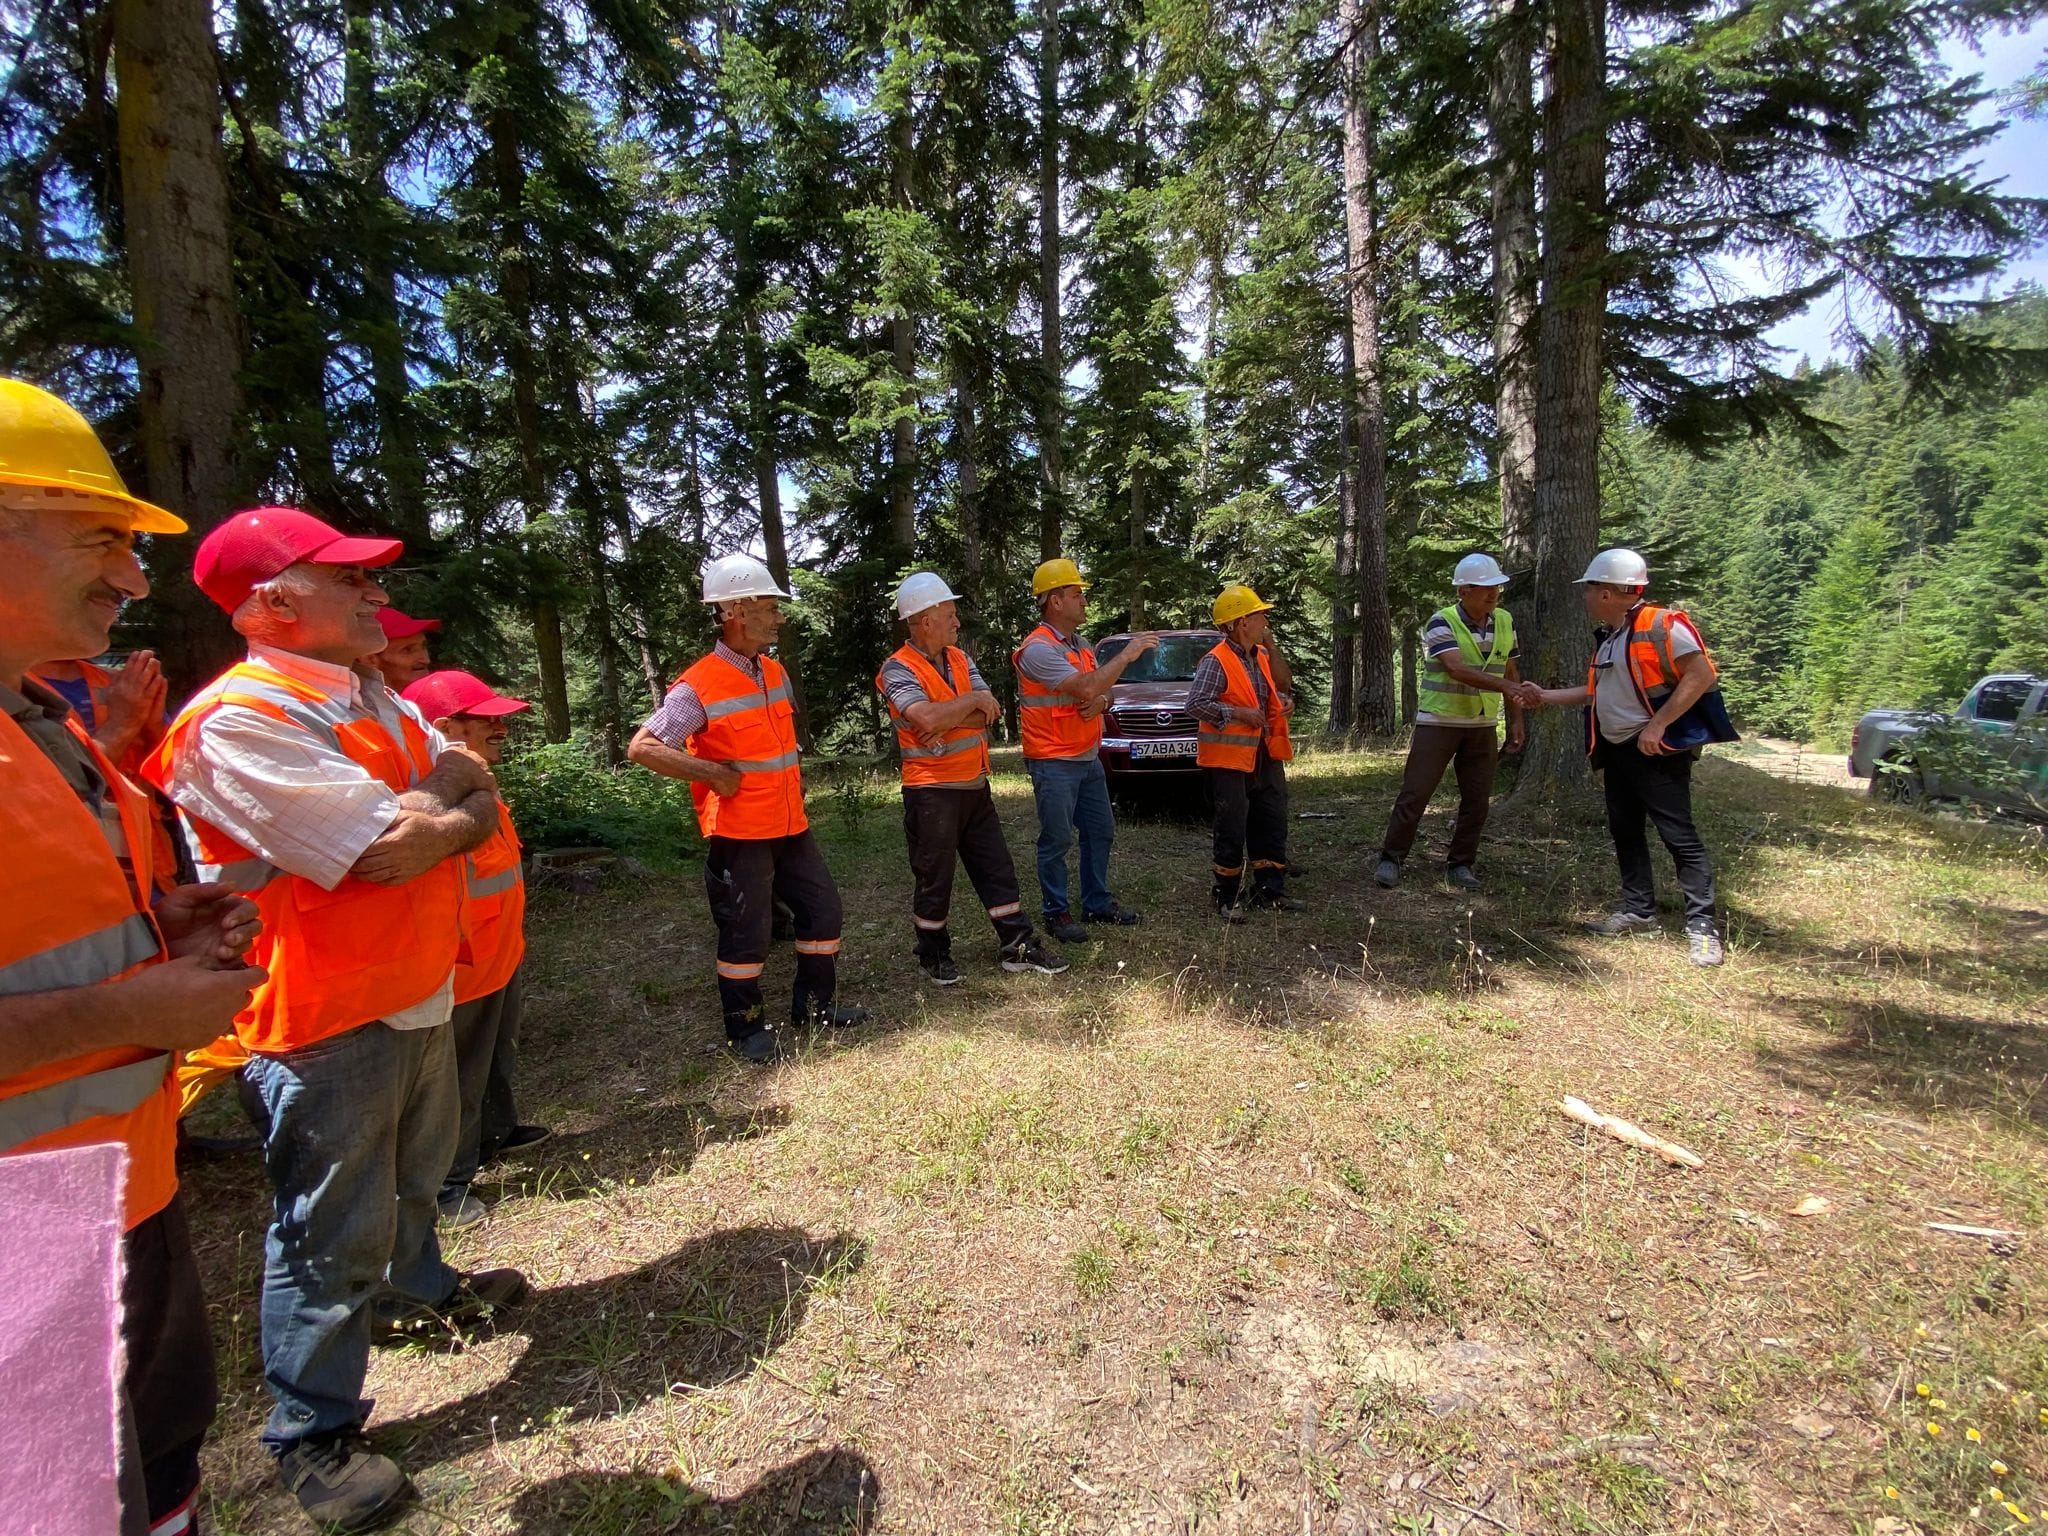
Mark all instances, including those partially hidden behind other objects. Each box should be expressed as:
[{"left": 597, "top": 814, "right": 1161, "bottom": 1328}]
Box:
[
  {"left": 378, "top": 1225, "right": 866, "bottom": 1461},
  {"left": 509, "top": 1447, "right": 880, "bottom": 1534},
  {"left": 481, "top": 1101, "right": 793, "bottom": 1207},
  {"left": 1755, "top": 991, "right": 2048, "bottom": 1139}
]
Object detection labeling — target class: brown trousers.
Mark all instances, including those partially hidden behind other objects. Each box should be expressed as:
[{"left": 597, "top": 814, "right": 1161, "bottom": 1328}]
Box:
[{"left": 1377, "top": 724, "right": 1498, "bottom": 869}]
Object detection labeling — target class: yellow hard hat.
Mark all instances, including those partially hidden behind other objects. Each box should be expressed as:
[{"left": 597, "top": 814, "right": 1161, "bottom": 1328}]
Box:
[
  {"left": 1213, "top": 584, "right": 1273, "bottom": 626},
  {"left": 0, "top": 379, "right": 186, "bottom": 533},
  {"left": 1031, "top": 557, "right": 1089, "bottom": 597}
]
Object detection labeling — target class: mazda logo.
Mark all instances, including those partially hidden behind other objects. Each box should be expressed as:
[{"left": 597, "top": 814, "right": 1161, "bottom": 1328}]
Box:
[{"left": 1156, "top": 710, "right": 1175, "bottom": 725}]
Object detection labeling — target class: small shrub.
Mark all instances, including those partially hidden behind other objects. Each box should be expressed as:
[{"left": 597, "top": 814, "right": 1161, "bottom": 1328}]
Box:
[{"left": 495, "top": 735, "right": 701, "bottom": 866}]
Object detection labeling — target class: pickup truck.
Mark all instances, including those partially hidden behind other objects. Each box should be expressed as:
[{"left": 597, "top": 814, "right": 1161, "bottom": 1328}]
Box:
[{"left": 1849, "top": 674, "right": 2048, "bottom": 814}]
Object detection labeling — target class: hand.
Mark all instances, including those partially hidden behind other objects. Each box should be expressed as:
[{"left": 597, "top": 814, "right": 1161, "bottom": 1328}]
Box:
[
  {"left": 705, "top": 762, "right": 744, "bottom": 799},
  {"left": 1505, "top": 720, "right": 1526, "bottom": 753},
  {"left": 156, "top": 883, "right": 262, "bottom": 968},
  {"left": 1636, "top": 720, "right": 1670, "bottom": 756},
  {"left": 436, "top": 742, "right": 498, "bottom": 797},
  {"left": 1233, "top": 705, "right": 1266, "bottom": 729},
  {"left": 1512, "top": 681, "right": 1547, "bottom": 710},
  {"left": 352, "top": 809, "right": 466, "bottom": 886},
  {"left": 1078, "top": 695, "right": 1110, "bottom": 721},
  {"left": 969, "top": 690, "right": 1003, "bottom": 724},
  {"left": 111, "top": 954, "right": 267, "bottom": 1053},
  {"left": 97, "top": 650, "right": 167, "bottom": 757},
  {"left": 1131, "top": 632, "right": 1160, "bottom": 656}
]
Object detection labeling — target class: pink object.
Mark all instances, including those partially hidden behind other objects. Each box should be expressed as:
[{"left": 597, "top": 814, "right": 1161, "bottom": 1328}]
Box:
[
  {"left": 0, "top": 1143, "right": 130, "bottom": 1535},
  {"left": 403, "top": 669, "right": 531, "bottom": 720}
]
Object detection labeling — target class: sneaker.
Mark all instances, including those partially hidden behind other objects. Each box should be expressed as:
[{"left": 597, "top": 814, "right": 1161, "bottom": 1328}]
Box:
[
  {"left": 1586, "top": 910, "right": 1659, "bottom": 937},
  {"left": 1446, "top": 865, "right": 1482, "bottom": 892},
  {"left": 1047, "top": 912, "right": 1092, "bottom": 944},
  {"left": 1373, "top": 858, "right": 1399, "bottom": 889},
  {"left": 921, "top": 954, "right": 962, "bottom": 986},
  {"left": 1247, "top": 890, "right": 1305, "bottom": 912},
  {"left": 437, "top": 1193, "right": 487, "bottom": 1230},
  {"left": 1083, "top": 903, "right": 1141, "bottom": 926},
  {"left": 1001, "top": 934, "right": 1071, "bottom": 975},
  {"left": 805, "top": 1003, "right": 870, "bottom": 1030},
  {"left": 1688, "top": 929, "right": 1725, "bottom": 967},
  {"left": 379, "top": 1267, "right": 529, "bottom": 1345},
  {"left": 277, "top": 1433, "right": 413, "bottom": 1532},
  {"left": 499, "top": 1124, "right": 551, "bottom": 1151},
  {"left": 734, "top": 1028, "right": 790, "bottom": 1064},
  {"left": 1217, "top": 903, "right": 1248, "bottom": 925}
]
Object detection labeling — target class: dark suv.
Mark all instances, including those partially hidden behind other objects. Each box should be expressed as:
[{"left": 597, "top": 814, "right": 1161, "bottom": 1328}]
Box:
[{"left": 1093, "top": 629, "right": 1221, "bottom": 779}]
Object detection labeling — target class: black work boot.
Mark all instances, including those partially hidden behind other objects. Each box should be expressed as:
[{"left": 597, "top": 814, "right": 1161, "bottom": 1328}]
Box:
[{"left": 277, "top": 1432, "right": 413, "bottom": 1532}]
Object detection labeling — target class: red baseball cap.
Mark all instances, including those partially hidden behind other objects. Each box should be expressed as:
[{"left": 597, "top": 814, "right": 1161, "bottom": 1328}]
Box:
[
  {"left": 377, "top": 607, "right": 442, "bottom": 641},
  {"left": 402, "top": 670, "right": 531, "bottom": 721},
  {"left": 193, "top": 506, "right": 403, "bottom": 614}
]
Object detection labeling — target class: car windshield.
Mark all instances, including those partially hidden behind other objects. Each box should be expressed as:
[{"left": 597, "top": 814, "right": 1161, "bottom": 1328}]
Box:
[{"left": 1096, "top": 634, "right": 1216, "bottom": 683}]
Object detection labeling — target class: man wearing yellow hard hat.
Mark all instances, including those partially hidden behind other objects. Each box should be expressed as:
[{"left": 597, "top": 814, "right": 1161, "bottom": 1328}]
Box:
[
  {"left": 0, "top": 378, "right": 264, "bottom": 1536},
  {"left": 1188, "top": 584, "right": 1300, "bottom": 920},
  {"left": 1011, "top": 557, "right": 1157, "bottom": 943}
]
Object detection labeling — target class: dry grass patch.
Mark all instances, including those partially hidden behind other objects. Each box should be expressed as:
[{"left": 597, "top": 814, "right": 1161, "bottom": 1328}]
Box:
[{"left": 179, "top": 746, "right": 2048, "bottom": 1533}]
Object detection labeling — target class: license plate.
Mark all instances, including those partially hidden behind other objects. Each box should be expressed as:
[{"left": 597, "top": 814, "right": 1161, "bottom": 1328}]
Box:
[{"left": 1131, "top": 739, "right": 1196, "bottom": 760}]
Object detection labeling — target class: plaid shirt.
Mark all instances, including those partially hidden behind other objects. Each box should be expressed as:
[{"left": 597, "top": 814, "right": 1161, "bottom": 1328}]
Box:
[
  {"left": 1185, "top": 640, "right": 1277, "bottom": 727},
  {"left": 643, "top": 641, "right": 766, "bottom": 747}
]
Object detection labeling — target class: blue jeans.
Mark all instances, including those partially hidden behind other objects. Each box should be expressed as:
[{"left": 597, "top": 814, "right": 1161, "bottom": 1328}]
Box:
[
  {"left": 245, "top": 1020, "right": 459, "bottom": 1452},
  {"left": 1027, "top": 756, "right": 1116, "bottom": 919}
]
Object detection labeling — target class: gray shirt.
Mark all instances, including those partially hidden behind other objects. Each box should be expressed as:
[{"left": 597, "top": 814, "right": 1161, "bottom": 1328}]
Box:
[{"left": 1594, "top": 621, "right": 1699, "bottom": 743}]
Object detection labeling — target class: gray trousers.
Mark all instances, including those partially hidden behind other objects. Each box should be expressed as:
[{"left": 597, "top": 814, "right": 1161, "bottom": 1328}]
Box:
[{"left": 440, "top": 967, "right": 524, "bottom": 1203}]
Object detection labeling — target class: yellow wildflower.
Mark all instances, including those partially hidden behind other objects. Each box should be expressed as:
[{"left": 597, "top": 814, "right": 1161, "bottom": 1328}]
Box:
[
  {"left": 1884, "top": 1486, "right": 1900, "bottom": 1500},
  {"left": 1932, "top": 1398, "right": 1949, "bottom": 1411},
  {"left": 1967, "top": 1427, "right": 1982, "bottom": 1442},
  {"left": 1994, "top": 1461, "right": 2010, "bottom": 1477},
  {"left": 1917, "top": 1382, "right": 1932, "bottom": 1398},
  {"left": 1928, "top": 1422, "right": 1943, "bottom": 1437}
]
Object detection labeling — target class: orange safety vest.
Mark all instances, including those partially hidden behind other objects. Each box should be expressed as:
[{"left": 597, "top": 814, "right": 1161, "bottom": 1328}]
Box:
[
  {"left": 1011, "top": 624, "right": 1102, "bottom": 760},
  {"left": 876, "top": 644, "right": 991, "bottom": 787},
  {"left": 30, "top": 658, "right": 183, "bottom": 894},
  {"left": 1194, "top": 642, "right": 1294, "bottom": 772},
  {"left": 0, "top": 708, "right": 178, "bottom": 1229},
  {"left": 676, "top": 651, "right": 808, "bottom": 839},
  {"left": 1584, "top": 603, "right": 1716, "bottom": 755},
  {"left": 144, "top": 660, "right": 465, "bottom": 1055},
  {"left": 455, "top": 796, "right": 525, "bottom": 1004}
]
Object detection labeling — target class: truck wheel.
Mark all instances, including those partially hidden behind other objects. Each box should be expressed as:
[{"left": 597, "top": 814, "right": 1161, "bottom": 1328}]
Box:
[{"left": 1872, "top": 753, "right": 1927, "bottom": 807}]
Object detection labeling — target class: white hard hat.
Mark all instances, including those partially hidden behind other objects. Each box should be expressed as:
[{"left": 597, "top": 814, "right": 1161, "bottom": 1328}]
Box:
[
  {"left": 702, "top": 553, "right": 793, "bottom": 605},
  {"left": 1578, "top": 548, "right": 1649, "bottom": 586},
  {"left": 1452, "top": 552, "right": 1511, "bottom": 587},
  {"left": 895, "top": 570, "right": 960, "bottom": 621}
]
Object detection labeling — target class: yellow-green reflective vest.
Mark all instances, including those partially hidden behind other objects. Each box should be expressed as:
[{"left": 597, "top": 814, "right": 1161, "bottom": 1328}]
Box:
[{"left": 1417, "top": 605, "right": 1514, "bottom": 722}]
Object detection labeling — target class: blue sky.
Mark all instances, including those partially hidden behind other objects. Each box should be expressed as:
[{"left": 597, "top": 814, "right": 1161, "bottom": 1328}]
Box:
[{"left": 1764, "top": 21, "right": 2048, "bottom": 362}]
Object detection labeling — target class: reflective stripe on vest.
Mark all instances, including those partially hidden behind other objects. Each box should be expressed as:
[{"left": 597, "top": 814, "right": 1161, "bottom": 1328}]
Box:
[
  {"left": 878, "top": 645, "right": 990, "bottom": 786},
  {"left": 144, "top": 660, "right": 464, "bottom": 1054},
  {"left": 469, "top": 863, "right": 521, "bottom": 898},
  {"left": 1195, "top": 642, "right": 1294, "bottom": 772},
  {"left": 1, "top": 708, "right": 177, "bottom": 1228},
  {"left": 1417, "top": 606, "right": 1514, "bottom": 721},
  {"left": 1011, "top": 625, "right": 1102, "bottom": 759},
  {"left": 676, "top": 652, "right": 809, "bottom": 839},
  {"left": 0, "top": 1052, "right": 172, "bottom": 1149}
]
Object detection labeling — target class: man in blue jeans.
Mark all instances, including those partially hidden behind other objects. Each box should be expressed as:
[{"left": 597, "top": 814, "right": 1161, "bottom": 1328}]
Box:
[{"left": 1011, "top": 558, "right": 1158, "bottom": 944}]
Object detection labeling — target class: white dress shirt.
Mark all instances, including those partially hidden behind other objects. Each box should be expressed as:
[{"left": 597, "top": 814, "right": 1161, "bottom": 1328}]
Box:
[{"left": 162, "top": 645, "right": 455, "bottom": 1030}]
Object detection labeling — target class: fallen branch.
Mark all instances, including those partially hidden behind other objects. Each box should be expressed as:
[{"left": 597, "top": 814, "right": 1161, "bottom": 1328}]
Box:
[
  {"left": 1420, "top": 1486, "right": 1521, "bottom": 1534},
  {"left": 1925, "top": 1222, "right": 2021, "bottom": 1240},
  {"left": 1527, "top": 1433, "right": 1661, "bottom": 1470},
  {"left": 1561, "top": 1097, "right": 1704, "bottom": 1169}
]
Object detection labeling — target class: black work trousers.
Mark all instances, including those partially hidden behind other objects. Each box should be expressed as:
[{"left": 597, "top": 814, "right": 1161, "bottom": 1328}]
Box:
[
  {"left": 705, "top": 830, "right": 843, "bottom": 1039},
  {"left": 1378, "top": 724, "right": 1498, "bottom": 869},
  {"left": 903, "top": 783, "right": 1033, "bottom": 960},
  {"left": 117, "top": 1193, "right": 217, "bottom": 1534},
  {"left": 1208, "top": 747, "right": 1289, "bottom": 908},
  {"left": 441, "top": 967, "right": 524, "bottom": 1204},
  {"left": 1595, "top": 735, "right": 1718, "bottom": 931}
]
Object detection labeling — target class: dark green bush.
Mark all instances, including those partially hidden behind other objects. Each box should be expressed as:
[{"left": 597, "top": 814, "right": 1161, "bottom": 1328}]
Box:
[{"left": 495, "top": 736, "right": 702, "bottom": 866}]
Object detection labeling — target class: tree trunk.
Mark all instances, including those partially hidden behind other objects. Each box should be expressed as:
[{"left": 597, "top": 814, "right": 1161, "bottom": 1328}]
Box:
[
  {"left": 1515, "top": 0, "right": 1607, "bottom": 802},
  {"left": 1489, "top": 0, "right": 1539, "bottom": 569},
  {"left": 1036, "top": 0, "right": 1064, "bottom": 561},
  {"left": 1128, "top": 459, "right": 1148, "bottom": 628},
  {"left": 1340, "top": 0, "right": 1395, "bottom": 739},
  {"left": 953, "top": 365, "right": 983, "bottom": 607},
  {"left": 113, "top": 0, "right": 246, "bottom": 695},
  {"left": 741, "top": 298, "right": 811, "bottom": 748},
  {"left": 1400, "top": 624, "right": 1418, "bottom": 725},
  {"left": 488, "top": 97, "right": 570, "bottom": 741},
  {"left": 343, "top": 0, "right": 427, "bottom": 544},
  {"left": 1328, "top": 333, "right": 1357, "bottom": 736},
  {"left": 888, "top": 99, "right": 917, "bottom": 559}
]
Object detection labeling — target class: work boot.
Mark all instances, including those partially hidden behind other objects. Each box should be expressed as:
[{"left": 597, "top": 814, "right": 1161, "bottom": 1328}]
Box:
[
  {"left": 1084, "top": 903, "right": 1141, "bottom": 926},
  {"left": 1586, "top": 910, "right": 1658, "bottom": 937},
  {"left": 1373, "top": 858, "right": 1399, "bottom": 889},
  {"left": 1446, "top": 865, "right": 1482, "bottom": 892},
  {"left": 436, "top": 1192, "right": 487, "bottom": 1230},
  {"left": 499, "top": 1124, "right": 551, "bottom": 1152},
  {"left": 379, "top": 1267, "right": 529, "bottom": 1345},
  {"left": 277, "top": 1432, "right": 413, "bottom": 1532},
  {"left": 1001, "top": 934, "right": 1071, "bottom": 975},
  {"left": 1217, "top": 902, "right": 1248, "bottom": 925},
  {"left": 1047, "top": 912, "right": 1092, "bottom": 944},
  {"left": 920, "top": 953, "right": 962, "bottom": 986},
  {"left": 1687, "top": 927, "right": 1725, "bottom": 967},
  {"left": 734, "top": 1028, "right": 791, "bottom": 1064},
  {"left": 1248, "top": 889, "right": 1305, "bottom": 913},
  {"left": 804, "top": 1003, "right": 870, "bottom": 1030}
]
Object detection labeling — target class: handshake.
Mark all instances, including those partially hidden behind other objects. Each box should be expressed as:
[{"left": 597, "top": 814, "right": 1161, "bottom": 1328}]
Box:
[{"left": 1507, "top": 680, "right": 1552, "bottom": 710}]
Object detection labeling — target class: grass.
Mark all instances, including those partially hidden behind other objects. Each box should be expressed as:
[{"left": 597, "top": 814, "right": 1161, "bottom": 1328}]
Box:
[{"left": 175, "top": 743, "right": 2048, "bottom": 1533}]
